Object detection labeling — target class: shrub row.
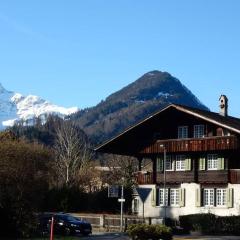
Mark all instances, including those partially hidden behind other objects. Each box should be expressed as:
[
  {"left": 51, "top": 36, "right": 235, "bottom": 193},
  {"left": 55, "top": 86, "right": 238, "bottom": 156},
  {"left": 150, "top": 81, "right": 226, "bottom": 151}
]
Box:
[
  {"left": 127, "top": 224, "right": 172, "bottom": 240},
  {"left": 42, "top": 186, "right": 132, "bottom": 213},
  {"left": 179, "top": 213, "right": 240, "bottom": 235}
]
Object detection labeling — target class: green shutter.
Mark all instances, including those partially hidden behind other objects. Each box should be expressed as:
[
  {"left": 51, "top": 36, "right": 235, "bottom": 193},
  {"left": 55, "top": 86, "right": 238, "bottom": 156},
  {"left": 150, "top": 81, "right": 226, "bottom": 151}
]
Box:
[
  {"left": 156, "top": 157, "right": 163, "bottom": 172},
  {"left": 195, "top": 188, "right": 201, "bottom": 207},
  {"left": 199, "top": 157, "right": 206, "bottom": 170},
  {"left": 180, "top": 188, "right": 185, "bottom": 207},
  {"left": 217, "top": 157, "right": 225, "bottom": 170},
  {"left": 227, "top": 188, "right": 233, "bottom": 208},
  {"left": 185, "top": 158, "right": 191, "bottom": 171},
  {"left": 151, "top": 186, "right": 156, "bottom": 207}
]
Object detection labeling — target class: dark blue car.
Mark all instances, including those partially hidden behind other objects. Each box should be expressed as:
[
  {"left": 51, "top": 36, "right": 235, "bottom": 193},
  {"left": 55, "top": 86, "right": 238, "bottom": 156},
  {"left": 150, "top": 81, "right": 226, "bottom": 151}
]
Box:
[{"left": 38, "top": 213, "right": 92, "bottom": 236}]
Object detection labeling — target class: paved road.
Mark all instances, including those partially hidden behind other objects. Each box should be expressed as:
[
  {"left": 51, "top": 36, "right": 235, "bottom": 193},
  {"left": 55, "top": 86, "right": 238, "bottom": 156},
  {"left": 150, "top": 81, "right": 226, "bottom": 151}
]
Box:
[
  {"left": 78, "top": 232, "right": 240, "bottom": 240},
  {"left": 80, "top": 232, "right": 130, "bottom": 239},
  {"left": 174, "top": 236, "right": 240, "bottom": 240}
]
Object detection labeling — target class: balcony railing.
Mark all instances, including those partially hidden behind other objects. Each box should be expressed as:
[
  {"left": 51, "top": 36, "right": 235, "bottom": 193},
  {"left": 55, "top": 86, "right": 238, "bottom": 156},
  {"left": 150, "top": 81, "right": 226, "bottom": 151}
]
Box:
[
  {"left": 156, "top": 171, "right": 196, "bottom": 183},
  {"left": 135, "top": 169, "right": 240, "bottom": 185},
  {"left": 134, "top": 171, "right": 196, "bottom": 184},
  {"left": 198, "top": 170, "right": 228, "bottom": 184},
  {"left": 229, "top": 169, "right": 240, "bottom": 184},
  {"left": 140, "top": 135, "right": 239, "bottom": 154},
  {"left": 134, "top": 171, "right": 154, "bottom": 184}
]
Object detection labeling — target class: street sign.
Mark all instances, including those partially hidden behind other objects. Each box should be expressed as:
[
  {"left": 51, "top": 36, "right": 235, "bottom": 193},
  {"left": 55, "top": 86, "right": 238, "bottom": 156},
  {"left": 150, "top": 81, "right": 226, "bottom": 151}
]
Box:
[
  {"left": 108, "top": 185, "right": 119, "bottom": 198},
  {"left": 135, "top": 188, "right": 152, "bottom": 203},
  {"left": 118, "top": 198, "right": 125, "bottom": 202}
]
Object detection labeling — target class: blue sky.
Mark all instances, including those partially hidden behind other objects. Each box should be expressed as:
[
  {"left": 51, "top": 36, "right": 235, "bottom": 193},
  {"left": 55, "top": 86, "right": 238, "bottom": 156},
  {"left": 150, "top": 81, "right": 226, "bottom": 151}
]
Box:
[{"left": 0, "top": 1, "right": 240, "bottom": 116}]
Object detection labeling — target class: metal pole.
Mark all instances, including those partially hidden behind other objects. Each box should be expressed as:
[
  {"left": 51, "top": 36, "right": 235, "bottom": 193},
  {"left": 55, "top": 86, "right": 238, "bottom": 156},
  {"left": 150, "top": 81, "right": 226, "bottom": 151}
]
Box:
[
  {"left": 163, "top": 147, "right": 167, "bottom": 225},
  {"left": 120, "top": 185, "right": 124, "bottom": 232},
  {"left": 50, "top": 216, "right": 54, "bottom": 240}
]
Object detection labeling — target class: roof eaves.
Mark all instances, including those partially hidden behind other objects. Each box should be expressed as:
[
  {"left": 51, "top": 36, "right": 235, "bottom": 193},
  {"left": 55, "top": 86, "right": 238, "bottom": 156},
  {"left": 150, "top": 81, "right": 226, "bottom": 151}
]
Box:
[
  {"left": 94, "top": 104, "right": 176, "bottom": 151},
  {"left": 174, "top": 105, "right": 240, "bottom": 134}
]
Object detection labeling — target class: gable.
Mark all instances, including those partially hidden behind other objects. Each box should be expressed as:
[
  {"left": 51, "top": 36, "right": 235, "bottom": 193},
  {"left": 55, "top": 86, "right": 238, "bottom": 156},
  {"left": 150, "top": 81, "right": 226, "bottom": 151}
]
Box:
[{"left": 95, "top": 104, "right": 240, "bottom": 155}]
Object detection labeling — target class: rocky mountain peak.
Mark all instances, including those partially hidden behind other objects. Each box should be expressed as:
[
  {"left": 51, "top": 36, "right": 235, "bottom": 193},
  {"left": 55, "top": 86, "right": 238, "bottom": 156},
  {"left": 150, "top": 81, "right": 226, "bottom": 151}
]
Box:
[{"left": 70, "top": 71, "right": 209, "bottom": 144}]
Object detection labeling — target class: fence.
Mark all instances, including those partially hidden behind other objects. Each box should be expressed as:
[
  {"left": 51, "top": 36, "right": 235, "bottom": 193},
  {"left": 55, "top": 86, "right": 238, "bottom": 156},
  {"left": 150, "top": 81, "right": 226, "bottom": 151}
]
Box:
[{"left": 71, "top": 213, "right": 163, "bottom": 232}]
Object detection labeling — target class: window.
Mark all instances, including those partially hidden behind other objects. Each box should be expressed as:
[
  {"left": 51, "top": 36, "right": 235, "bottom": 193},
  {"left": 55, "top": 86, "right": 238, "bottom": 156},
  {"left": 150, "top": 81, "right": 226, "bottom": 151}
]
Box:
[
  {"left": 170, "top": 189, "right": 179, "bottom": 206},
  {"left": 203, "top": 189, "right": 214, "bottom": 206},
  {"left": 194, "top": 125, "right": 205, "bottom": 138},
  {"left": 158, "top": 188, "right": 169, "bottom": 206},
  {"left": 202, "top": 188, "right": 227, "bottom": 207},
  {"left": 207, "top": 154, "right": 218, "bottom": 170},
  {"left": 157, "top": 155, "right": 174, "bottom": 171},
  {"left": 216, "top": 189, "right": 226, "bottom": 206},
  {"left": 178, "top": 126, "right": 188, "bottom": 139},
  {"left": 166, "top": 155, "right": 174, "bottom": 171},
  {"left": 132, "top": 198, "right": 139, "bottom": 213},
  {"left": 176, "top": 155, "right": 185, "bottom": 171},
  {"left": 156, "top": 157, "right": 163, "bottom": 172},
  {"left": 157, "top": 188, "right": 179, "bottom": 206}
]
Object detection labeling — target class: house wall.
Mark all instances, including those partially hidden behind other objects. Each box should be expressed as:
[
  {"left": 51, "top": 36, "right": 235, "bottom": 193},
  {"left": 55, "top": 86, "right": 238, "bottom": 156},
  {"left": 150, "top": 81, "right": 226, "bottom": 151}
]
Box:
[{"left": 135, "top": 183, "right": 240, "bottom": 219}]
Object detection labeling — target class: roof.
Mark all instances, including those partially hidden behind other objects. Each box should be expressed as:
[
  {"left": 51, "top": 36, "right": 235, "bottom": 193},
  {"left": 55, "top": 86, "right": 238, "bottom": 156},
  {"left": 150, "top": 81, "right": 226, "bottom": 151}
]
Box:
[{"left": 95, "top": 104, "right": 240, "bottom": 154}]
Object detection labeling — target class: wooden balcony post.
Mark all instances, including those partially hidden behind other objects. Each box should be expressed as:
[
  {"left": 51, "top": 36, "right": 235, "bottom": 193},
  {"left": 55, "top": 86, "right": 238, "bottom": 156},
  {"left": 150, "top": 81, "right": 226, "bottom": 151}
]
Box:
[
  {"left": 137, "top": 157, "right": 143, "bottom": 171},
  {"left": 152, "top": 157, "right": 157, "bottom": 184}
]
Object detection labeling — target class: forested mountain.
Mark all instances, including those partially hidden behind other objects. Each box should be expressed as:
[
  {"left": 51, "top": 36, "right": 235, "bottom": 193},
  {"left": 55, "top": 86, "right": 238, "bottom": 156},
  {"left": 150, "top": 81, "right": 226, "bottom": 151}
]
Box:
[{"left": 70, "top": 70, "right": 209, "bottom": 145}]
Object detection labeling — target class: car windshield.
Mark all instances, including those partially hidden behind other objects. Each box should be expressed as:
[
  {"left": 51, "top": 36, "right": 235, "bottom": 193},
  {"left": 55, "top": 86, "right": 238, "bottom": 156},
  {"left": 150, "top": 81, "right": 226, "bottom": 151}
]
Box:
[{"left": 58, "top": 214, "right": 79, "bottom": 221}]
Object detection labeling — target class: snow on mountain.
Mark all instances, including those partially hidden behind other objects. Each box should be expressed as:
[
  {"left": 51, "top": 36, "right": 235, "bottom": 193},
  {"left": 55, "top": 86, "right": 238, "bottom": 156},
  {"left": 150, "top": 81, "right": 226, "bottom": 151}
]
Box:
[{"left": 0, "top": 83, "right": 79, "bottom": 130}]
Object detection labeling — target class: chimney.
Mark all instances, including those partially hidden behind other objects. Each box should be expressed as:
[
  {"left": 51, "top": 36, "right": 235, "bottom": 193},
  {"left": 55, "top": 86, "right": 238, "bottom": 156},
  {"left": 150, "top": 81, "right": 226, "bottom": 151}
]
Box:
[{"left": 219, "top": 95, "right": 228, "bottom": 116}]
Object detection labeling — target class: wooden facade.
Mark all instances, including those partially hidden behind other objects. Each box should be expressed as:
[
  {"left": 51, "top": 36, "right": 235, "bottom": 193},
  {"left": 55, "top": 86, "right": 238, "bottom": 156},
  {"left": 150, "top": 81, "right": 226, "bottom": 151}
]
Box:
[
  {"left": 96, "top": 104, "right": 240, "bottom": 187},
  {"left": 135, "top": 169, "right": 240, "bottom": 185},
  {"left": 140, "top": 136, "right": 239, "bottom": 154}
]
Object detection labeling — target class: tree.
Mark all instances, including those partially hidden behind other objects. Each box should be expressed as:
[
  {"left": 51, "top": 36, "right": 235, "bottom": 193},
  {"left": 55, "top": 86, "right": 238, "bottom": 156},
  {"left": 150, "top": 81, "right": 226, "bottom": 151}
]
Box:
[
  {"left": 53, "top": 120, "right": 93, "bottom": 186},
  {"left": 100, "top": 153, "right": 138, "bottom": 186},
  {"left": 0, "top": 132, "right": 53, "bottom": 238}
]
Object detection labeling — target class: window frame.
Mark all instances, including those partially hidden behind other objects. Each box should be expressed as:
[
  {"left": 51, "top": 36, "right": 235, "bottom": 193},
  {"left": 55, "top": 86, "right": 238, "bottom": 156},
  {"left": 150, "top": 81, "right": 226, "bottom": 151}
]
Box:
[
  {"left": 203, "top": 188, "right": 214, "bottom": 207},
  {"left": 178, "top": 126, "right": 189, "bottom": 139},
  {"left": 194, "top": 124, "right": 205, "bottom": 138},
  {"left": 202, "top": 188, "right": 227, "bottom": 207},
  {"left": 216, "top": 189, "right": 226, "bottom": 206},
  {"left": 156, "top": 157, "right": 163, "bottom": 172},
  {"left": 176, "top": 155, "right": 186, "bottom": 171},
  {"left": 207, "top": 154, "right": 218, "bottom": 170},
  {"left": 158, "top": 188, "right": 169, "bottom": 206},
  {"left": 165, "top": 155, "right": 174, "bottom": 171},
  {"left": 170, "top": 188, "right": 180, "bottom": 206},
  {"left": 132, "top": 197, "right": 140, "bottom": 213}
]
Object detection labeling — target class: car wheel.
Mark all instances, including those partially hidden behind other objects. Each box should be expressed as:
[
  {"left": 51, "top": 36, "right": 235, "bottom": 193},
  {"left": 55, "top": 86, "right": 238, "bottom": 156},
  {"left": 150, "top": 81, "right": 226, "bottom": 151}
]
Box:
[
  {"left": 64, "top": 227, "right": 71, "bottom": 236},
  {"left": 83, "top": 233, "right": 90, "bottom": 236}
]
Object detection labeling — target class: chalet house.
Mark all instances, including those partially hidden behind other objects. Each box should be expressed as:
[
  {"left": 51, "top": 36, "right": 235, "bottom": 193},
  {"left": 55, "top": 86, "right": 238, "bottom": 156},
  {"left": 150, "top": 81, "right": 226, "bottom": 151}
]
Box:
[{"left": 96, "top": 95, "right": 240, "bottom": 219}]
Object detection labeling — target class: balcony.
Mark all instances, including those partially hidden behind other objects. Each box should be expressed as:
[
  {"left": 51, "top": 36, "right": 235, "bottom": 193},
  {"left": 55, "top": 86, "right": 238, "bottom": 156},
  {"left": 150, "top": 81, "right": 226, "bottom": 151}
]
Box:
[
  {"left": 198, "top": 170, "right": 229, "bottom": 184},
  {"left": 134, "top": 171, "right": 196, "bottom": 184},
  {"left": 134, "top": 171, "right": 154, "bottom": 184},
  {"left": 140, "top": 135, "right": 239, "bottom": 154},
  {"left": 135, "top": 170, "right": 240, "bottom": 185},
  {"left": 156, "top": 171, "right": 195, "bottom": 183},
  {"left": 229, "top": 169, "right": 240, "bottom": 184}
]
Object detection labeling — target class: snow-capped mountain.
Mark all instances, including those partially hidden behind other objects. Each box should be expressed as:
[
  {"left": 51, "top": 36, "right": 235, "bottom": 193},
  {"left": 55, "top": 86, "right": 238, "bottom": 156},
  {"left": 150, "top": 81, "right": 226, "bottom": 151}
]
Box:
[{"left": 0, "top": 83, "right": 78, "bottom": 129}]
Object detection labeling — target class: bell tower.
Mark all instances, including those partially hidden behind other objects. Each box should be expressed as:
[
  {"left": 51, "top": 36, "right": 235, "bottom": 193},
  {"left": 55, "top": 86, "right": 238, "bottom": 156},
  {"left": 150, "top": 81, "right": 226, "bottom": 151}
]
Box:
[{"left": 219, "top": 95, "right": 228, "bottom": 116}]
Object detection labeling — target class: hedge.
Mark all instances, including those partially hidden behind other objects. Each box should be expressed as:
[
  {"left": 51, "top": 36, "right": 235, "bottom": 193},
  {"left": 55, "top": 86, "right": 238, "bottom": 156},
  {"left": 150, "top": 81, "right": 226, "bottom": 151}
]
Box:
[
  {"left": 127, "top": 224, "right": 172, "bottom": 240},
  {"left": 179, "top": 214, "right": 240, "bottom": 235}
]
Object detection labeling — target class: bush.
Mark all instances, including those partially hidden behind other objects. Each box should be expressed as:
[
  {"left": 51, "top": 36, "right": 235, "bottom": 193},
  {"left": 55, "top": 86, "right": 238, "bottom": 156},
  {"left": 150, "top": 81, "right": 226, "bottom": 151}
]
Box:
[
  {"left": 127, "top": 223, "right": 172, "bottom": 240},
  {"left": 215, "top": 216, "right": 240, "bottom": 235},
  {"left": 179, "top": 214, "right": 240, "bottom": 235},
  {"left": 179, "top": 213, "right": 216, "bottom": 234}
]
